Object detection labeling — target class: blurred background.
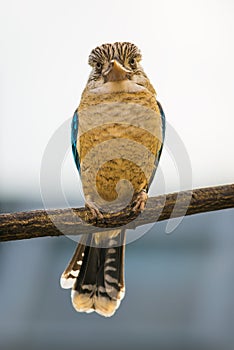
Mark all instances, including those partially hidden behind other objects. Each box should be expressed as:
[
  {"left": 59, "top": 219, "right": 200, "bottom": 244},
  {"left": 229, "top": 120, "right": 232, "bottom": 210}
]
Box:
[{"left": 0, "top": 0, "right": 234, "bottom": 349}]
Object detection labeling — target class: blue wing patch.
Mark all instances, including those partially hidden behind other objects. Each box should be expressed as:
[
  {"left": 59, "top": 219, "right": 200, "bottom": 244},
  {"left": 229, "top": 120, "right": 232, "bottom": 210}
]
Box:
[
  {"left": 156, "top": 100, "right": 166, "bottom": 161},
  {"left": 148, "top": 100, "right": 166, "bottom": 188},
  {"left": 71, "top": 110, "right": 80, "bottom": 173}
]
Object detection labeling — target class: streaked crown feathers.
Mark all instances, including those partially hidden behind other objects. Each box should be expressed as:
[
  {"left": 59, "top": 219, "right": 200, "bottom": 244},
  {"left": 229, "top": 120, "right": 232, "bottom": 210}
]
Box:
[{"left": 88, "top": 42, "right": 142, "bottom": 67}]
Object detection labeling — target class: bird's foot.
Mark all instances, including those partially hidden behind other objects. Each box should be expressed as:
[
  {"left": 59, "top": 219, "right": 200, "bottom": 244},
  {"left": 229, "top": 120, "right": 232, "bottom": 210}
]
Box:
[
  {"left": 85, "top": 201, "right": 103, "bottom": 219},
  {"left": 132, "top": 190, "right": 148, "bottom": 212}
]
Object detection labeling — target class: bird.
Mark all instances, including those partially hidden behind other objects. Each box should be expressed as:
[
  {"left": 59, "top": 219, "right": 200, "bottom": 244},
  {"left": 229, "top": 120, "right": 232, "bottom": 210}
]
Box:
[{"left": 60, "top": 42, "right": 165, "bottom": 317}]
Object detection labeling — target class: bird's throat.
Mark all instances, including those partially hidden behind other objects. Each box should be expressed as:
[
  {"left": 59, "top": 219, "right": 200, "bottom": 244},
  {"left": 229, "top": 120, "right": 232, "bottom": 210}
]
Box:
[{"left": 89, "top": 80, "right": 147, "bottom": 95}]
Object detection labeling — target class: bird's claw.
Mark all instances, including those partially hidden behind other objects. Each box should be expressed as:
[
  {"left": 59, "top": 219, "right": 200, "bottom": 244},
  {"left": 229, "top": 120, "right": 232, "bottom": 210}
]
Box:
[
  {"left": 85, "top": 201, "right": 103, "bottom": 219},
  {"left": 132, "top": 190, "right": 148, "bottom": 212}
]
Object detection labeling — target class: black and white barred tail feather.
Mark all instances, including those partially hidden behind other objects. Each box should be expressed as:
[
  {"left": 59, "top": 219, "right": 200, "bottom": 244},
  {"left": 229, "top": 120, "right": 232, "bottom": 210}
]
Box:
[{"left": 60, "top": 229, "right": 125, "bottom": 317}]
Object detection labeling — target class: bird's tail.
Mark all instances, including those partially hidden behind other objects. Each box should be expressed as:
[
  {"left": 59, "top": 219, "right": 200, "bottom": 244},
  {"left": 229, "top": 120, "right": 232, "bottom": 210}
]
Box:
[{"left": 60, "top": 229, "right": 125, "bottom": 317}]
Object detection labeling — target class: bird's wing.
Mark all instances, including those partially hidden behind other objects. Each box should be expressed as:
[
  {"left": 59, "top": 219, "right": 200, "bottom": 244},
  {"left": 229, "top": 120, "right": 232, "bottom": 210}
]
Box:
[
  {"left": 148, "top": 100, "right": 166, "bottom": 187},
  {"left": 156, "top": 100, "right": 166, "bottom": 161},
  {"left": 71, "top": 110, "right": 80, "bottom": 174}
]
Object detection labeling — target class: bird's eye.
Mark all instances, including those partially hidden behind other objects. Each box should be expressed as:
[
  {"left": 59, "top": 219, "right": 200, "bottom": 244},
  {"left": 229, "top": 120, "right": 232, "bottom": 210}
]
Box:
[
  {"left": 96, "top": 62, "right": 102, "bottom": 71},
  {"left": 129, "top": 58, "right": 136, "bottom": 67}
]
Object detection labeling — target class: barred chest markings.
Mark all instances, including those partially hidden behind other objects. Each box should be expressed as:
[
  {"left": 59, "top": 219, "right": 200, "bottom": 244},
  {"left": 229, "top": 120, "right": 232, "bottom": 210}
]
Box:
[{"left": 77, "top": 100, "right": 163, "bottom": 209}]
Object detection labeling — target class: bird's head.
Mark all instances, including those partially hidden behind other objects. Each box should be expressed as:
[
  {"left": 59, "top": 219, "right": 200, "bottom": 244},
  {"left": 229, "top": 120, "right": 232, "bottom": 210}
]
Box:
[{"left": 86, "top": 42, "right": 156, "bottom": 95}]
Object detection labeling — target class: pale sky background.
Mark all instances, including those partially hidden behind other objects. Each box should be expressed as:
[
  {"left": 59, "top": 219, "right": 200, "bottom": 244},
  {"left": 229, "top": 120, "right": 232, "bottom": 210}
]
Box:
[{"left": 0, "top": 0, "right": 234, "bottom": 203}]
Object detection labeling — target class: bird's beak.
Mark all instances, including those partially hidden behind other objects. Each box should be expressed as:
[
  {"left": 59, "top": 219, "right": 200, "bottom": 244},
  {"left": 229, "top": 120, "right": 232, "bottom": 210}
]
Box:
[{"left": 104, "top": 60, "right": 132, "bottom": 82}]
